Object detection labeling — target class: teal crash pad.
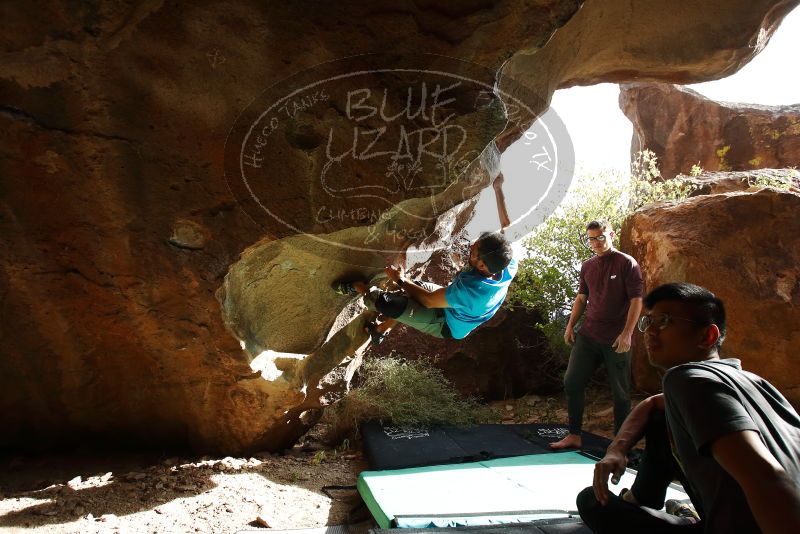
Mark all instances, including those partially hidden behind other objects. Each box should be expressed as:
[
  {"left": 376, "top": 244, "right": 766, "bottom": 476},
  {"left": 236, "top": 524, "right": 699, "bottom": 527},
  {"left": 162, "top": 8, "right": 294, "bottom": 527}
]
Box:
[{"left": 357, "top": 451, "right": 689, "bottom": 528}]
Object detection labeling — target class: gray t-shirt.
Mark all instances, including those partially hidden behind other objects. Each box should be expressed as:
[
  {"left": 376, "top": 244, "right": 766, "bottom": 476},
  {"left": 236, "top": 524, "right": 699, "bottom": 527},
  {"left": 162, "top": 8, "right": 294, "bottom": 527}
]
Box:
[{"left": 664, "top": 358, "right": 800, "bottom": 533}]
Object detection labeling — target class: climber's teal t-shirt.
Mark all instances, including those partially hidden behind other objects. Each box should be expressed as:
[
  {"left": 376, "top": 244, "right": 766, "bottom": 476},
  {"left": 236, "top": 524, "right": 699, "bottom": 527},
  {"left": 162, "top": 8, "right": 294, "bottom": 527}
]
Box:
[{"left": 443, "top": 258, "right": 518, "bottom": 339}]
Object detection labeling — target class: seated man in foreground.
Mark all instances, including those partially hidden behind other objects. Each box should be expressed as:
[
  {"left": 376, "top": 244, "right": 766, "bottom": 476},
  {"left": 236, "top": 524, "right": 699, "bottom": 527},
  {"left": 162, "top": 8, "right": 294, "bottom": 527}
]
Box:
[
  {"left": 577, "top": 282, "right": 800, "bottom": 533},
  {"left": 335, "top": 232, "right": 517, "bottom": 344}
]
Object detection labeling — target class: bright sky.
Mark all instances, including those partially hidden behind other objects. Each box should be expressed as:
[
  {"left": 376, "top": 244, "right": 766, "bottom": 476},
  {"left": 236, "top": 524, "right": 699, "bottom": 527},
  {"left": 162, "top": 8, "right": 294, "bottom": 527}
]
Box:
[
  {"left": 465, "top": 6, "right": 800, "bottom": 247},
  {"left": 550, "top": 6, "right": 800, "bottom": 174}
]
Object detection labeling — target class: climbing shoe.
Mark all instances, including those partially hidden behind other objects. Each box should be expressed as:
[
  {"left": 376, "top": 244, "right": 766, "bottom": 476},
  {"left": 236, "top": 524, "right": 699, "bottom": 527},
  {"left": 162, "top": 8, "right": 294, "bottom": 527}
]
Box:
[
  {"left": 332, "top": 280, "right": 360, "bottom": 297},
  {"left": 365, "top": 321, "right": 388, "bottom": 346}
]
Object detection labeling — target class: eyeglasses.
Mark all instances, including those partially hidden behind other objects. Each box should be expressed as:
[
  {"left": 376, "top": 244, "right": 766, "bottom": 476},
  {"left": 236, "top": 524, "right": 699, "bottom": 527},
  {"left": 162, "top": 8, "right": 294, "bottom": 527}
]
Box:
[
  {"left": 637, "top": 314, "right": 706, "bottom": 333},
  {"left": 582, "top": 233, "right": 608, "bottom": 247}
]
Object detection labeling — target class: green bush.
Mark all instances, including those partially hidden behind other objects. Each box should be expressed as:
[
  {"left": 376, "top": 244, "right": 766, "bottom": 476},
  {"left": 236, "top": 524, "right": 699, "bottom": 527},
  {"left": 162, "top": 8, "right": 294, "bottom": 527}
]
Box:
[
  {"left": 745, "top": 170, "right": 796, "bottom": 190},
  {"left": 506, "top": 150, "right": 698, "bottom": 361},
  {"left": 507, "top": 168, "right": 625, "bottom": 324},
  {"left": 322, "top": 356, "right": 497, "bottom": 440}
]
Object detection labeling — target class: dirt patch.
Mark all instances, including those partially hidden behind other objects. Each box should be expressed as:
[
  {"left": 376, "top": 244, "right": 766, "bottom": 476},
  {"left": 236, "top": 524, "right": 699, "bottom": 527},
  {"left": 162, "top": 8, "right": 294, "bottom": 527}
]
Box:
[
  {"left": 0, "top": 386, "right": 642, "bottom": 533},
  {"left": 0, "top": 449, "right": 367, "bottom": 534}
]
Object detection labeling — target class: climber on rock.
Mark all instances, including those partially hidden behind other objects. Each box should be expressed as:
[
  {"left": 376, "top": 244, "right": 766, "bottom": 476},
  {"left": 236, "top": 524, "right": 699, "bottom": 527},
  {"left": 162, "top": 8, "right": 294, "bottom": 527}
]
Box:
[{"left": 333, "top": 231, "right": 517, "bottom": 345}]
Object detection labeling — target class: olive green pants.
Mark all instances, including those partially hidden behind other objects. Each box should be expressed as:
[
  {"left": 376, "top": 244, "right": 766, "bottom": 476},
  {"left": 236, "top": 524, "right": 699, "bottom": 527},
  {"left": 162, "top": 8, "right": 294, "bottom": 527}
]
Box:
[{"left": 362, "top": 281, "right": 450, "bottom": 338}]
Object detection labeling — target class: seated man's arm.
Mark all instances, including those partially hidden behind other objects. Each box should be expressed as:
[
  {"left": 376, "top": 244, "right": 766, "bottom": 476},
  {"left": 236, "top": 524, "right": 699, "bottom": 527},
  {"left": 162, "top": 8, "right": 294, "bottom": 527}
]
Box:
[
  {"left": 400, "top": 280, "right": 450, "bottom": 308},
  {"left": 593, "top": 394, "right": 664, "bottom": 505},
  {"left": 612, "top": 393, "right": 664, "bottom": 453},
  {"left": 711, "top": 430, "right": 800, "bottom": 534}
]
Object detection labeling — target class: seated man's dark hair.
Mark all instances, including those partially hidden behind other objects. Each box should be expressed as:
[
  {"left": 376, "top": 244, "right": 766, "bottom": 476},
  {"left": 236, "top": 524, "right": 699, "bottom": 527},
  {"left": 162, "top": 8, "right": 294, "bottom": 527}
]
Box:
[
  {"left": 586, "top": 220, "right": 611, "bottom": 231},
  {"left": 476, "top": 232, "right": 513, "bottom": 275},
  {"left": 643, "top": 282, "right": 727, "bottom": 349}
]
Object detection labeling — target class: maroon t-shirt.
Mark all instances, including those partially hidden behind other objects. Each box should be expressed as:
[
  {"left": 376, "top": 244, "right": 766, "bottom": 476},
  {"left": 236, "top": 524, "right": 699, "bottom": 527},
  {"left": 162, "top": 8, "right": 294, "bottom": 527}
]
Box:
[{"left": 577, "top": 249, "right": 643, "bottom": 344}]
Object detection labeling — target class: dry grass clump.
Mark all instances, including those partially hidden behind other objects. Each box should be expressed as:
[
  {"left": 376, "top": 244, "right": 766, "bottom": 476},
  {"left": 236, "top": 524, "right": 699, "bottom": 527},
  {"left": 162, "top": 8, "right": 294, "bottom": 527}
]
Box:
[{"left": 323, "top": 356, "right": 497, "bottom": 440}]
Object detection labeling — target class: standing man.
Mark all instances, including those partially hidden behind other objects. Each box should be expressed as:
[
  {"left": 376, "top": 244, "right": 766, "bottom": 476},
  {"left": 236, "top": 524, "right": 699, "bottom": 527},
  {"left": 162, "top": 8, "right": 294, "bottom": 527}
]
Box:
[
  {"left": 577, "top": 283, "right": 800, "bottom": 533},
  {"left": 550, "top": 220, "right": 643, "bottom": 449}
]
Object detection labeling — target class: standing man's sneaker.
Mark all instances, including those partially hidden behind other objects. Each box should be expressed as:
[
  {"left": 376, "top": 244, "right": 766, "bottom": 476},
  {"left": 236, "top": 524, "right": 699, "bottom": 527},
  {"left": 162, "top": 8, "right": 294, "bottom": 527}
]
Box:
[{"left": 665, "top": 499, "right": 700, "bottom": 523}]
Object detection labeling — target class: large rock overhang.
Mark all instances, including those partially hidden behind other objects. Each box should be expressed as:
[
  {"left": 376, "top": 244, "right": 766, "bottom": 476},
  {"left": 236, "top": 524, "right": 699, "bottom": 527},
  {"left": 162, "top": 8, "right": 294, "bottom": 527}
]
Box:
[{"left": 1, "top": 0, "right": 797, "bottom": 453}]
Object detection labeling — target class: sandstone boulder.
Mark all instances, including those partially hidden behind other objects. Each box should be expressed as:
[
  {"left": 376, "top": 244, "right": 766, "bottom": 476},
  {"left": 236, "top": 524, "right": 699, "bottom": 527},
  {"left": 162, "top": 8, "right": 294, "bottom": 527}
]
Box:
[
  {"left": 620, "top": 83, "right": 800, "bottom": 178},
  {"left": 621, "top": 186, "right": 800, "bottom": 407}
]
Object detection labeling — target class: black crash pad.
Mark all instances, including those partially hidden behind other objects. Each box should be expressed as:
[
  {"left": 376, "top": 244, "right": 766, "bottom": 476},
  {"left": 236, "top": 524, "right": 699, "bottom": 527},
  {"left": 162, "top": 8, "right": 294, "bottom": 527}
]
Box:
[{"left": 361, "top": 421, "right": 612, "bottom": 470}]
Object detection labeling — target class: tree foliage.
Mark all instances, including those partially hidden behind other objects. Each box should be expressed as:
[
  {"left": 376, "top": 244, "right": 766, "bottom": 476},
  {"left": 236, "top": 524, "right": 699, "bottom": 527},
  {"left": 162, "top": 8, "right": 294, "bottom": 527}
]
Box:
[{"left": 506, "top": 151, "right": 698, "bottom": 359}]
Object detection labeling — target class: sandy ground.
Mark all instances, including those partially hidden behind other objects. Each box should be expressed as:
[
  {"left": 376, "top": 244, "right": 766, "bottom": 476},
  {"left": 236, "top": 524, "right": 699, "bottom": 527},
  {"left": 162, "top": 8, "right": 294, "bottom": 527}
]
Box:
[{"left": 0, "top": 387, "right": 642, "bottom": 534}]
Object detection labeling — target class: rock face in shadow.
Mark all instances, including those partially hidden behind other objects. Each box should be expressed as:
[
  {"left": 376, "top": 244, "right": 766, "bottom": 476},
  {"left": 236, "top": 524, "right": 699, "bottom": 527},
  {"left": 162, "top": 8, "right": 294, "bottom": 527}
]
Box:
[
  {"left": 1, "top": 0, "right": 798, "bottom": 453},
  {"left": 369, "top": 306, "right": 558, "bottom": 400},
  {"left": 620, "top": 182, "right": 800, "bottom": 407},
  {"left": 620, "top": 83, "right": 800, "bottom": 178}
]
